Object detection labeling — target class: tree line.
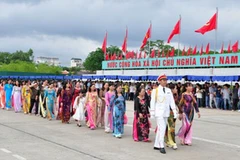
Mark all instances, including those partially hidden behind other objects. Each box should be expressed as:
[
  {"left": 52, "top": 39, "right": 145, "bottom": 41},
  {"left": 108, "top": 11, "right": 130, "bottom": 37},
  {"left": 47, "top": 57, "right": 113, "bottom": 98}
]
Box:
[
  {"left": 0, "top": 49, "right": 62, "bottom": 74},
  {"left": 0, "top": 49, "right": 34, "bottom": 64}
]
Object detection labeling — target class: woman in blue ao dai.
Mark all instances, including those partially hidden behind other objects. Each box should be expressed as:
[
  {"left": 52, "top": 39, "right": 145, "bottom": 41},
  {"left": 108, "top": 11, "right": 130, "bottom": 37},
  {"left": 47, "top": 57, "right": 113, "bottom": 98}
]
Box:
[
  {"left": 4, "top": 79, "right": 13, "bottom": 110},
  {"left": 44, "top": 83, "right": 56, "bottom": 120},
  {"left": 110, "top": 85, "right": 126, "bottom": 138}
]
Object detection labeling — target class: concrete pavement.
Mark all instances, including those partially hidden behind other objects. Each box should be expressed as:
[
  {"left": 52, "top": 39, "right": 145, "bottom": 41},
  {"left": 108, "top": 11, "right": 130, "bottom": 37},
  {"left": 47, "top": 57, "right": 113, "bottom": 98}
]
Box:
[{"left": 0, "top": 101, "right": 240, "bottom": 160}]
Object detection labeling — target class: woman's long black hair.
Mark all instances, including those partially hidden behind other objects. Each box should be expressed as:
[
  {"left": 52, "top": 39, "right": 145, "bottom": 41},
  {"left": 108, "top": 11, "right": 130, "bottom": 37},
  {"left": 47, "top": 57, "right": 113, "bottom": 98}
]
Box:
[
  {"left": 169, "top": 83, "right": 177, "bottom": 90},
  {"left": 88, "top": 83, "right": 95, "bottom": 92},
  {"left": 15, "top": 81, "right": 21, "bottom": 87},
  {"left": 114, "top": 84, "right": 123, "bottom": 99},
  {"left": 102, "top": 82, "right": 110, "bottom": 92},
  {"left": 135, "top": 86, "right": 145, "bottom": 98},
  {"left": 182, "top": 82, "right": 192, "bottom": 93},
  {"left": 57, "top": 88, "right": 62, "bottom": 97},
  {"left": 62, "top": 82, "right": 67, "bottom": 90}
]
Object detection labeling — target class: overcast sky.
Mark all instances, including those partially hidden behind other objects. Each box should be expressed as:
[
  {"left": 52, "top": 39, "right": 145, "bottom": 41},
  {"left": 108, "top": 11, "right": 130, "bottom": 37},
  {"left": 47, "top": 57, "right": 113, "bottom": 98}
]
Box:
[{"left": 0, "top": 0, "right": 239, "bottom": 66}]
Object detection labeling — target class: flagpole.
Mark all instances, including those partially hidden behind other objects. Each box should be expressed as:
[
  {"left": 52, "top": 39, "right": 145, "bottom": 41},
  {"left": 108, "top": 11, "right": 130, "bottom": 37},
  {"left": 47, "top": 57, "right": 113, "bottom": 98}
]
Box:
[
  {"left": 104, "top": 30, "right": 108, "bottom": 75},
  {"left": 149, "top": 22, "right": 151, "bottom": 55},
  {"left": 123, "top": 26, "right": 127, "bottom": 74},
  {"left": 176, "top": 15, "right": 181, "bottom": 72},
  {"left": 106, "top": 30, "right": 108, "bottom": 59},
  {"left": 229, "top": 40, "right": 231, "bottom": 53},
  {"left": 106, "top": 30, "right": 108, "bottom": 54},
  {"left": 222, "top": 41, "right": 224, "bottom": 53},
  {"left": 147, "top": 21, "right": 152, "bottom": 75},
  {"left": 178, "top": 15, "right": 181, "bottom": 57},
  {"left": 214, "top": 7, "right": 218, "bottom": 54}
]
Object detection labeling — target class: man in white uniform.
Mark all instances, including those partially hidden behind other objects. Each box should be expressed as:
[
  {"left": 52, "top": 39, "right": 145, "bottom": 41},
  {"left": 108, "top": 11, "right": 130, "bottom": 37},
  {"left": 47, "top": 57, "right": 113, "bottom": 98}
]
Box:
[{"left": 150, "top": 74, "right": 177, "bottom": 154}]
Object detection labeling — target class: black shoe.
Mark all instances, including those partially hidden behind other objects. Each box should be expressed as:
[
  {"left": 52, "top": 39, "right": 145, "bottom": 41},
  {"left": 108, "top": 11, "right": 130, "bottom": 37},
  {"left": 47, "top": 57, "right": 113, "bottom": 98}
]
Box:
[
  {"left": 153, "top": 147, "right": 160, "bottom": 150},
  {"left": 160, "top": 148, "right": 166, "bottom": 154}
]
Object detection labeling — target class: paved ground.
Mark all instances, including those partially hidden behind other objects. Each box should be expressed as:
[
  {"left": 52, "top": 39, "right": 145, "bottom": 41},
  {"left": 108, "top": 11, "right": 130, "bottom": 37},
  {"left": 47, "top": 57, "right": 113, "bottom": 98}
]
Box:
[{"left": 0, "top": 101, "right": 240, "bottom": 160}]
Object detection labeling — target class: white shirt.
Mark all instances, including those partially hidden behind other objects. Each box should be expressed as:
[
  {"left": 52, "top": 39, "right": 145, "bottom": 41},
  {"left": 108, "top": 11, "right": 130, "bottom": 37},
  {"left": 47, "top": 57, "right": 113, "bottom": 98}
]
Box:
[
  {"left": 150, "top": 85, "right": 177, "bottom": 118},
  {"left": 130, "top": 85, "right": 135, "bottom": 93},
  {"left": 145, "top": 84, "right": 150, "bottom": 90},
  {"left": 95, "top": 82, "right": 100, "bottom": 89},
  {"left": 57, "top": 82, "right": 62, "bottom": 88},
  {"left": 196, "top": 88, "right": 202, "bottom": 98},
  {"left": 222, "top": 88, "right": 230, "bottom": 99},
  {"left": 209, "top": 87, "right": 214, "bottom": 94}
]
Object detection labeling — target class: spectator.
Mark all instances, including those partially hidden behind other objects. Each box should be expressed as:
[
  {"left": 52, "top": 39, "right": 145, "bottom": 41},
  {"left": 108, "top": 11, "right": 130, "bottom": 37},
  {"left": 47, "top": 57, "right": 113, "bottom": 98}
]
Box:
[
  {"left": 129, "top": 83, "right": 136, "bottom": 101},
  {"left": 222, "top": 85, "right": 232, "bottom": 110},
  {"left": 215, "top": 86, "right": 223, "bottom": 109},
  {"left": 209, "top": 83, "right": 217, "bottom": 108},
  {"left": 196, "top": 84, "right": 203, "bottom": 108},
  {"left": 232, "top": 83, "right": 239, "bottom": 111},
  {"left": 122, "top": 83, "right": 129, "bottom": 100}
]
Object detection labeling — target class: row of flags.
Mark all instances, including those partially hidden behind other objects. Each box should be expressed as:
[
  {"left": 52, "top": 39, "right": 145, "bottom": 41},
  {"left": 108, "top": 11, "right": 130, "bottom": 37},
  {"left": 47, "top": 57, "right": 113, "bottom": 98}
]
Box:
[
  {"left": 105, "top": 41, "right": 239, "bottom": 61},
  {"left": 102, "top": 9, "right": 239, "bottom": 59}
]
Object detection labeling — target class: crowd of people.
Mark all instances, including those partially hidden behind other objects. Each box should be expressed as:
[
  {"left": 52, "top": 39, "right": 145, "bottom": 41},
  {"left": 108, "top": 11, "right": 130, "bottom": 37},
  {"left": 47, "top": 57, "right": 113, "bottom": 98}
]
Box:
[
  {"left": 0, "top": 79, "right": 127, "bottom": 137},
  {"left": 0, "top": 77, "right": 239, "bottom": 154},
  {"left": 122, "top": 81, "right": 240, "bottom": 112}
]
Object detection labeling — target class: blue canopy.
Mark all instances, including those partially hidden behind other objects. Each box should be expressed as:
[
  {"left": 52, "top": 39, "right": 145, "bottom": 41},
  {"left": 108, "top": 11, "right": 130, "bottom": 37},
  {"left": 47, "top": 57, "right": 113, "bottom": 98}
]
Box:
[
  {"left": 118, "top": 75, "right": 131, "bottom": 80},
  {"left": 56, "top": 76, "right": 64, "bottom": 80},
  {"left": 141, "top": 76, "right": 148, "bottom": 81},
  {"left": 131, "top": 76, "right": 140, "bottom": 80},
  {"left": 105, "top": 75, "right": 117, "bottom": 80},
  {"left": 72, "top": 75, "right": 82, "bottom": 79},
  {"left": 48, "top": 76, "right": 55, "bottom": 79},
  {"left": 82, "top": 75, "right": 92, "bottom": 79},
  {"left": 148, "top": 76, "right": 158, "bottom": 81},
  {"left": 41, "top": 76, "right": 49, "bottom": 79},
  {"left": 146, "top": 75, "right": 182, "bottom": 81},
  {"left": 9, "top": 76, "right": 18, "bottom": 79},
  {"left": 64, "top": 76, "right": 72, "bottom": 80},
  {"left": 92, "top": 75, "right": 104, "bottom": 79},
  {"left": 0, "top": 76, "right": 9, "bottom": 79},
  {"left": 19, "top": 76, "right": 29, "bottom": 79},
  {"left": 1, "top": 74, "right": 239, "bottom": 82},
  {"left": 35, "top": 76, "right": 42, "bottom": 79},
  {"left": 168, "top": 76, "right": 183, "bottom": 81},
  {"left": 186, "top": 75, "right": 211, "bottom": 81},
  {"left": 212, "top": 76, "right": 239, "bottom": 82}
]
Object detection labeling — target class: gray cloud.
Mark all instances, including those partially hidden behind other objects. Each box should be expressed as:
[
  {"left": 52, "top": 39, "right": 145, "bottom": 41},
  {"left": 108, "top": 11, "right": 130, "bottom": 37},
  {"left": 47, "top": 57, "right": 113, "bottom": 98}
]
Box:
[
  {"left": 0, "top": 0, "right": 45, "bottom": 5},
  {"left": 0, "top": 0, "right": 239, "bottom": 65}
]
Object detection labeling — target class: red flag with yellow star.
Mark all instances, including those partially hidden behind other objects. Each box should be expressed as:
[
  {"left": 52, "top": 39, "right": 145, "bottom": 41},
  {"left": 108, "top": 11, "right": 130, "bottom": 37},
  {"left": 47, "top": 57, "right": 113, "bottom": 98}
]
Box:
[
  {"left": 167, "top": 19, "right": 181, "bottom": 43},
  {"left": 140, "top": 24, "right": 152, "bottom": 49},
  {"left": 195, "top": 13, "right": 217, "bottom": 35}
]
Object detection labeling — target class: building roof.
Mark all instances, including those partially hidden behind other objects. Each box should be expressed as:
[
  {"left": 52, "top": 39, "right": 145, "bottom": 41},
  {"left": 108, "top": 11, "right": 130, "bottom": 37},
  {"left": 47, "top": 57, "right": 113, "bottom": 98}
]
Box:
[
  {"left": 71, "top": 58, "right": 82, "bottom": 60},
  {"left": 36, "top": 56, "right": 59, "bottom": 60}
]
